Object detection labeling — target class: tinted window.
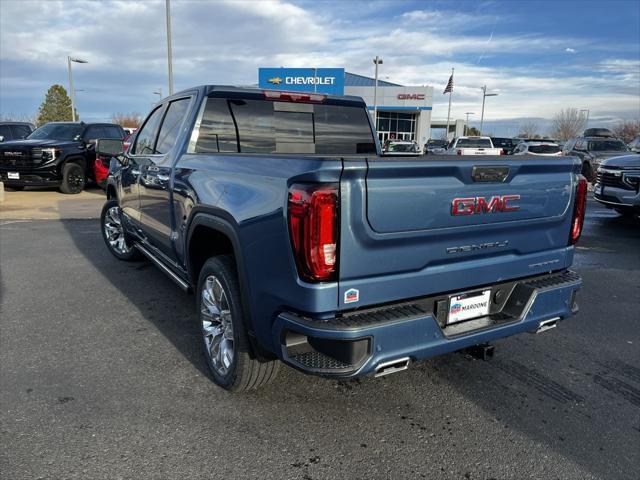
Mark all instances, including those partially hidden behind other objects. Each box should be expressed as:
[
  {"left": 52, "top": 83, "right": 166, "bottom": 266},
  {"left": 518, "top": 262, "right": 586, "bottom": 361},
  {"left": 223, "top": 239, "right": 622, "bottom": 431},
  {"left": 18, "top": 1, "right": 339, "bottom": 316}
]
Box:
[
  {"left": 194, "top": 98, "right": 376, "bottom": 155},
  {"left": 27, "top": 123, "right": 84, "bottom": 140},
  {"left": 155, "top": 98, "right": 191, "bottom": 154},
  {"left": 133, "top": 106, "right": 165, "bottom": 155},
  {"left": 313, "top": 104, "right": 375, "bottom": 154},
  {"left": 104, "top": 125, "right": 124, "bottom": 139},
  {"left": 427, "top": 140, "right": 447, "bottom": 147},
  {"left": 229, "top": 100, "right": 275, "bottom": 153},
  {"left": 11, "top": 125, "right": 32, "bottom": 139},
  {"left": 457, "top": 138, "right": 492, "bottom": 148},
  {"left": 0, "top": 125, "right": 11, "bottom": 139},
  {"left": 588, "top": 140, "right": 628, "bottom": 152},
  {"left": 529, "top": 145, "right": 561, "bottom": 154},
  {"left": 85, "top": 126, "right": 108, "bottom": 140},
  {"left": 195, "top": 98, "right": 238, "bottom": 153}
]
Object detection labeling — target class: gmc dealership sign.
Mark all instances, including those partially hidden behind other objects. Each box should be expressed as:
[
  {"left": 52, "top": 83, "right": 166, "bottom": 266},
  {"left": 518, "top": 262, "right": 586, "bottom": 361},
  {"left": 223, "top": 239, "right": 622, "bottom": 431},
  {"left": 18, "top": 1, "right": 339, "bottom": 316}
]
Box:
[{"left": 397, "top": 93, "right": 425, "bottom": 100}]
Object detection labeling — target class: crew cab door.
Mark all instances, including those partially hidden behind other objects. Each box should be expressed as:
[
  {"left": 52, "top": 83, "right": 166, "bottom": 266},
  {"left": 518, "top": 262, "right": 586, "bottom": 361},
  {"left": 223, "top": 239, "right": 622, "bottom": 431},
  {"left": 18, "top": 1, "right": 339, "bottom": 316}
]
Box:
[
  {"left": 120, "top": 104, "right": 167, "bottom": 226},
  {"left": 137, "top": 96, "right": 194, "bottom": 260}
]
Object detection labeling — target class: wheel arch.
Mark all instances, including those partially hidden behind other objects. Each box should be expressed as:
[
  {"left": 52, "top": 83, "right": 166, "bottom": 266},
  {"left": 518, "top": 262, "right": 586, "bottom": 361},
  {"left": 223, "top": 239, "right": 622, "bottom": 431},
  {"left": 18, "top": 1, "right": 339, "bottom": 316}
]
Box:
[{"left": 186, "top": 213, "right": 273, "bottom": 360}]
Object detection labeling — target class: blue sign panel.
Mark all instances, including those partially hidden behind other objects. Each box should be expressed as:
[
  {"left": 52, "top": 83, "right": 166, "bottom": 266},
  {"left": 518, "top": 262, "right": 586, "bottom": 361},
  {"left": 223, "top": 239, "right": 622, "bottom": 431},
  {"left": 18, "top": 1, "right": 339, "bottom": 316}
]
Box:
[{"left": 258, "top": 68, "right": 345, "bottom": 95}]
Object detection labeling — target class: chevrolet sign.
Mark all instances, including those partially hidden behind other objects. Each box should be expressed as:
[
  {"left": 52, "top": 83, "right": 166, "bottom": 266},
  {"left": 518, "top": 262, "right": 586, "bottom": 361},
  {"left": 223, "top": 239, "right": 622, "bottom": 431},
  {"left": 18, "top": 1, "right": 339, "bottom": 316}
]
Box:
[{"left": 259, "top": 68, "right": 345, "bottom": 95}]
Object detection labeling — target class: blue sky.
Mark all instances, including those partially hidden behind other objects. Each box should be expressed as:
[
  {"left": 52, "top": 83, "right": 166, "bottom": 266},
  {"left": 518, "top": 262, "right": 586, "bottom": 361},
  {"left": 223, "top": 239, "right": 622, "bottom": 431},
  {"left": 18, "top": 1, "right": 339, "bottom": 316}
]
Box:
[{"left": 1, "top": 0, "right": 638, "bottom": 136}]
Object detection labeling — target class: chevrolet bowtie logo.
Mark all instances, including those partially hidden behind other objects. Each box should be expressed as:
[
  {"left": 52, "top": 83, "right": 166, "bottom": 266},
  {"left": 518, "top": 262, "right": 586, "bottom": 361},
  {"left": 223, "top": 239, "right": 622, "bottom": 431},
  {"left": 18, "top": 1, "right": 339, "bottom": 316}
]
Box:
[{"left": 267, "top": 76, "right": 283, "bottom": 85}]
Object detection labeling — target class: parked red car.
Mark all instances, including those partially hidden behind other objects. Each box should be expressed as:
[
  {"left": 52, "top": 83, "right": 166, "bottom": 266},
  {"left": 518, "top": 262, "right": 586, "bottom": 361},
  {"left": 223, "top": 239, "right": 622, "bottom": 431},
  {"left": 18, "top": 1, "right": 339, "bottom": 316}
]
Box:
[{"left": 94, "top": 133, "right": 132, "bottom": 189}]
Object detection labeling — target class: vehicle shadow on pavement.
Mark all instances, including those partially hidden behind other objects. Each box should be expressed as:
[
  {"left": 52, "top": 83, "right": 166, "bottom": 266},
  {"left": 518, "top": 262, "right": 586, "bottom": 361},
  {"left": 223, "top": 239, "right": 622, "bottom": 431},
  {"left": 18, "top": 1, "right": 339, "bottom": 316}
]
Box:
[{"left": 57, "top": 215, "right": 639, "bottom": 480}]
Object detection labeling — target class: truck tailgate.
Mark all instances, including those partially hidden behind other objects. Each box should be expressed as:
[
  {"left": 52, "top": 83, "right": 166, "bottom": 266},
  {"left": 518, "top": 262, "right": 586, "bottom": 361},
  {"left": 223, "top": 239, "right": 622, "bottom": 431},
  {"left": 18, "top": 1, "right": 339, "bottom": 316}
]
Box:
[{"left": 337, "top": 155, "right": 581, "bottom": 308}]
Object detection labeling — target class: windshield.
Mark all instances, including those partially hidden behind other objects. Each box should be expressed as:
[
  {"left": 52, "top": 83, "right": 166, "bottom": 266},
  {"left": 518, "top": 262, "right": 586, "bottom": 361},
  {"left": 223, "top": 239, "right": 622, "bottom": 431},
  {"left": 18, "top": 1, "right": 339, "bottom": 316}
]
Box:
[
  {"left": 529, "top": 145, "right": 561, "bottom": 154},
  {"left": 588, "top": 140, "right": 628, "bottom": 152},
  {"left": 457, "top": 138, "right": 492, "bottom": 148},
  {"left": 27, "top": 123, "right": 84, "bottom": 141},
  {"left": 388, "top": 142, "right": 417, "bottom": 152}
]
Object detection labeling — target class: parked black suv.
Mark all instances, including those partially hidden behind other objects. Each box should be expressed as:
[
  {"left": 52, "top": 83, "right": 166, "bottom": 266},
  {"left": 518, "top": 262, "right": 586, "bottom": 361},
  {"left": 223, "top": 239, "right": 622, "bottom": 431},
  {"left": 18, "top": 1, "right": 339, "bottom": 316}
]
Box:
[
  {"left": 563, "top": 128, "right": 629, "bottom": 182},
  {"left": 0, "top": 121, "right": 125, "bottom": 193},
  {"left": 0, "top": 122, "right": 34, "bottom": 142}
]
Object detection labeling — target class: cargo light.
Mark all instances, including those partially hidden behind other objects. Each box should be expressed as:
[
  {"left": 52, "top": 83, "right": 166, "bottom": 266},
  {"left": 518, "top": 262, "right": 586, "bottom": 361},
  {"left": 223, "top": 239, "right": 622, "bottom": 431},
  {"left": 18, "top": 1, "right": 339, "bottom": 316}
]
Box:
[
  {"left": 569, "top": 175, "right": 587, "bottom": 245},
  {"left": 264, "top": 90, "right": 326, "bottom": 103},
  {"left": 288, "top": 184, "right": 338, "bottom": 282}
]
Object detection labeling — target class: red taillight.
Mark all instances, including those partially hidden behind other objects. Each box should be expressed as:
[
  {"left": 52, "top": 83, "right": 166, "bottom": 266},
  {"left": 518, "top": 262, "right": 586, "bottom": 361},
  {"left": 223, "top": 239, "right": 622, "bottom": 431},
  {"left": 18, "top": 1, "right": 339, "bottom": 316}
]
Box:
[
  {"left": 569, "top": 175, "right": 588, "bottom": 245},
  {"left": 288, "top": 184, "right": 338, "bottom": 282},
  {"left": 457, "top": 149, "right": 462, "bottom": 155},
  {"left": 264, "top": 90, "right": 327, "bottom": 103}
]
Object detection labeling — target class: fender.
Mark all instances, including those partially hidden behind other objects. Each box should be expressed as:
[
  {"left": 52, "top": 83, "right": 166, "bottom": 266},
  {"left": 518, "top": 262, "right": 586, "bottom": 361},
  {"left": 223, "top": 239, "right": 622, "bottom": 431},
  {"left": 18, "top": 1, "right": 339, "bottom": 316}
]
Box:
[{"left": 186, "top": 211, "right": 274, "bottom": 360}]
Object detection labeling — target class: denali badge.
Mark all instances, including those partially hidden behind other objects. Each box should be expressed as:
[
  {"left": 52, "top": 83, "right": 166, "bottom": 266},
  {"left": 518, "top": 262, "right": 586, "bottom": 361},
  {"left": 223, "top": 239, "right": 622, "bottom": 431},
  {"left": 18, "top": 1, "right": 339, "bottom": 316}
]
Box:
[
  {"left": 446, "top": 240, "right": 509, "bottom": 254},
  {"left": 451, "top": 195, "right": 520, "bottom": 216}
]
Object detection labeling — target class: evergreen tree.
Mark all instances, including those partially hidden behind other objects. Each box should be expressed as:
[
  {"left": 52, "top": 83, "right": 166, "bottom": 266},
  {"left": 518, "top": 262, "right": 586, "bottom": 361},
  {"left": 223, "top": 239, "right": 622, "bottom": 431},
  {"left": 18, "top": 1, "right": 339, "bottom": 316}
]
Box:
[{"left": 36, "top": 85, "right": 77, "bottom": 126}]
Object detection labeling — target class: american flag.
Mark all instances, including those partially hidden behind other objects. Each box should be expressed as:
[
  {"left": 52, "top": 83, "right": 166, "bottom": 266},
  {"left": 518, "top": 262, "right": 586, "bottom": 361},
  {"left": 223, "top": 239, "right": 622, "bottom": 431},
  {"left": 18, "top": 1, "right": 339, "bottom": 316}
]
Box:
[{"left": 443, "top": 74, "right": 454, "bottom": 94}]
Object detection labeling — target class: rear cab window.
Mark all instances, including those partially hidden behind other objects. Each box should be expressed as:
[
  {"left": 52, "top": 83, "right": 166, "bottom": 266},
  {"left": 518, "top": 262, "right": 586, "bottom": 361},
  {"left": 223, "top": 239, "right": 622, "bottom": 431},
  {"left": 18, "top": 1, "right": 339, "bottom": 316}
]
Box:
[
  {"left": 190, "top": 95, "right": 376, "bottom": 155},
  {"left": 457, "top": 138, "right": 492, "bottom": 148}
]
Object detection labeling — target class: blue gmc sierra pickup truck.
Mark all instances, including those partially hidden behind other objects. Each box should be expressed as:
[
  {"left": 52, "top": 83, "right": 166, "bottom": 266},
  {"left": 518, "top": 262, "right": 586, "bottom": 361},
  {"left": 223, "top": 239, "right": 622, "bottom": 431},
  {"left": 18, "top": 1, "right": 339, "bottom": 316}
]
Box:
[{"left": 98, "top": 86, "right": 585, "bottom": 391}]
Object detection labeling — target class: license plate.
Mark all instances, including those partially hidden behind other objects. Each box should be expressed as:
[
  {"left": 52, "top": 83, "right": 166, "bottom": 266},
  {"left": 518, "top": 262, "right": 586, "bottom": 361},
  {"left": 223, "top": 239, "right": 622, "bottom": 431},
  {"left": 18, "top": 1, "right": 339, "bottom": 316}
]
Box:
[
  {"left": 595, "top": 184, "right": 603, "bottom": 195},
  {"left": 447, "top": 289, "right": 491, "bottom": 324},
  {"left": 7, "top": 172, "right": 20, "bottom": 180}
]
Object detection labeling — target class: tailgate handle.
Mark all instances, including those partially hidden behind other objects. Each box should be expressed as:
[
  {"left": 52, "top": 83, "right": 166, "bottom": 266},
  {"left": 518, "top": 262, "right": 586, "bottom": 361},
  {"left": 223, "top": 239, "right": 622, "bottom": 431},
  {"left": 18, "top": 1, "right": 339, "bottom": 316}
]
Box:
[{"left": 472, "top": 166, "right": 510, "bottom": 183}]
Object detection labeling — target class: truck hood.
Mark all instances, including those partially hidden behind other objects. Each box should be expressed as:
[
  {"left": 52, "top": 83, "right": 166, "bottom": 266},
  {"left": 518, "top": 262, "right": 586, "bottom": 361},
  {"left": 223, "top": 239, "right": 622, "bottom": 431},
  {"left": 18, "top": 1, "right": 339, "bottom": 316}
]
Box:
[
  {"left": 0, "top": 139, "right": 79, "bottom": 149},
  {"left": 589, "top": 151, "right": 629, "bottom": 160},
  {"left": 599, "top": 154, "right": 640, "bottom": 169}
]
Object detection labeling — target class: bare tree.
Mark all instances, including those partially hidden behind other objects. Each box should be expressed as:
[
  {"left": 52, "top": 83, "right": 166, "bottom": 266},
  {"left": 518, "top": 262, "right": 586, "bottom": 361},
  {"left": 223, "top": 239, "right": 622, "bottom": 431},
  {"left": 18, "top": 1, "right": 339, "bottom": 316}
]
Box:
[
  {"left": 550, "top": 108, "right": 586, "bottom": 141},
  {"left": 612, "top": 119, "right": 640, "bottom": 143},
  {"left": 518, "top": 120, "right": 539, "bottom": 139},
  {"left": 0, "top": 112, "right": 37, "bottom": 124},
  {"left": 111, "top": 112, "right": 143, "bottom": 128}
]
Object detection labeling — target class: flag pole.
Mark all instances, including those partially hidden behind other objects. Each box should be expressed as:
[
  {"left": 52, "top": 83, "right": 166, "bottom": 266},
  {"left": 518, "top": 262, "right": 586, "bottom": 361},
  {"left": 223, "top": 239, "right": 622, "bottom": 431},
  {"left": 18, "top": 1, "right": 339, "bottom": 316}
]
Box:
[{"left": 445, "top": 67, "right": 454, "bottom": 140}]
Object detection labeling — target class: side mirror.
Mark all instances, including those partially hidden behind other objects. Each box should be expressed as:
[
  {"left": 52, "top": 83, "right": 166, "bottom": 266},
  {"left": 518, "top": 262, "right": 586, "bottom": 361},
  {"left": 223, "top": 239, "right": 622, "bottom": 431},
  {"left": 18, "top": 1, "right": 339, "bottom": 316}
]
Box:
[{"left": 96, "top": 138, "right": 124, "bottom": 158}]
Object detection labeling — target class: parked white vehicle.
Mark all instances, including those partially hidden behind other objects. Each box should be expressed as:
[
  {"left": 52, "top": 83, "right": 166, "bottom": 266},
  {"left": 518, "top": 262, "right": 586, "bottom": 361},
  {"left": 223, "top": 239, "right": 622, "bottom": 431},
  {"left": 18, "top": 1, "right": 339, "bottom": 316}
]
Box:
[
  {"left": 382, "top": 139, "right": 421, "bottom": 156},
  {"left": 444, "top": 136, "right": 502, "bottom": 155},
  {"left": 513, "top": 142, "right": 563, "bottom": 156}
]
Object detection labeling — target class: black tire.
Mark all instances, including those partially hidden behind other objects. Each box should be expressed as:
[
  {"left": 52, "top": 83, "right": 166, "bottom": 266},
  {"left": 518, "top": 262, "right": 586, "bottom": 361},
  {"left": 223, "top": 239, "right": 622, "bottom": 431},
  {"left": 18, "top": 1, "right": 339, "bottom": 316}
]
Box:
[
  {"left": 100, "top": 200, "right": 142, "bottom": 261},
  {"left": 197, "top": 255, "right": 279, "bottom": 392},
  {"left": 59, "top": 162, "right": 86, "bottom": 194},
  {"left": 581, "top": 162, "right": 593, "bottom": 183},
  {"left": 614, "top": 207, "right": 638, "bottom": 218}
]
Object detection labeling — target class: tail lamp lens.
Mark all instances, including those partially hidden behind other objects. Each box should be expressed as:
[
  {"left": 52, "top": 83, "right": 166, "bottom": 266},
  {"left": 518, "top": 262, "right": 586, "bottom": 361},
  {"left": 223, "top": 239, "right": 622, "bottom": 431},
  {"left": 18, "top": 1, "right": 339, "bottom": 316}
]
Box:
[
  {"left": 288, "top": 184, "right": 338, "bottom": 282},
  {"left": 569, "top": 174, "right": 587, "bottom": 245}
]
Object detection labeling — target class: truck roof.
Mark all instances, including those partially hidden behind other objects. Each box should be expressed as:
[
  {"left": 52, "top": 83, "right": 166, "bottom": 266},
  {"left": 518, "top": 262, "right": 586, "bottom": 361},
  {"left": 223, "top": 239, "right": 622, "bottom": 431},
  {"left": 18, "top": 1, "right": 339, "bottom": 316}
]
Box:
[{"left": 166, "top": 85, "right": 368, "bottom": 108}]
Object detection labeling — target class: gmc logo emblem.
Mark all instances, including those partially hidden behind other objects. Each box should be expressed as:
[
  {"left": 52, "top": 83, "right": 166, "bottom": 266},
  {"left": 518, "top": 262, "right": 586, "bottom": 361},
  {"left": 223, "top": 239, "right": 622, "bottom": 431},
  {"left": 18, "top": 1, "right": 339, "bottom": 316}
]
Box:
[
  {"left": 397, "top": 93, "right": 425, "bottom": 100},
  {"left": 451, "top": 195, "right": 521, "bottom": 216}
]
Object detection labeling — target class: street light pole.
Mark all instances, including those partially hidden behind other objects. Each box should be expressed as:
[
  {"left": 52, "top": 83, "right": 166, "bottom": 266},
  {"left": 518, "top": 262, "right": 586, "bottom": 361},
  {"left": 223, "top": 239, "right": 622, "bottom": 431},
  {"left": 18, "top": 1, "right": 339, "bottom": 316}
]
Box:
[
  {"left": 464, "top": 112, "right": 475, "bottom": 136},
  {"left": 165, "top": 0, "right": 174, "bottom": 95},
  {"left": 479, "top": 85, "right": 498, "bottom": 135},
  {"left": 580, "top": 109, "right": 590, "bottom": 130},
  {"left": 372, "top": 56, "right": 383, "bottom": 129},
  {"left": 67, "top": 56, "right": 88, "bottom": 122},
  {"left": 153, "top": 88, "right": 163, "bottom": 100}
]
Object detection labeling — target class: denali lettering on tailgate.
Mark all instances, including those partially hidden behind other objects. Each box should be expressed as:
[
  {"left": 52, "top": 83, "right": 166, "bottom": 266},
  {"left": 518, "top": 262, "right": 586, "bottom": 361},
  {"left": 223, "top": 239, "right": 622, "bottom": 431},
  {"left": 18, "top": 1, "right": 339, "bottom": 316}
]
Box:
[{"left": 451, "top": 195, "right": 521, "bottom": 216}]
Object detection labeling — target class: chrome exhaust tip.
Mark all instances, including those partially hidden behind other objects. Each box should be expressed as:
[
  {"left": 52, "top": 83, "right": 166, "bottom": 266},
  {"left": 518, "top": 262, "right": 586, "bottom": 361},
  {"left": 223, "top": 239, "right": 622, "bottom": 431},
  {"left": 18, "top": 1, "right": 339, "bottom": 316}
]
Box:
[
  {"left": 374, "top": 357, "right": 411, "bottom": 377},
  {"left": 534, "top": 317, "right": 559, "bottom": 334}
]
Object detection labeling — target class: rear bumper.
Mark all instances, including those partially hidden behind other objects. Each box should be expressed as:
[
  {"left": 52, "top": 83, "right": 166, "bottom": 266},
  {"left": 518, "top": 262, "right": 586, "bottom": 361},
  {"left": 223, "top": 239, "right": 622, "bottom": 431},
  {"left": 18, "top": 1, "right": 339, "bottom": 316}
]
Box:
[{"left": 272, "top": 270, "right": 581, "bottom": 378}]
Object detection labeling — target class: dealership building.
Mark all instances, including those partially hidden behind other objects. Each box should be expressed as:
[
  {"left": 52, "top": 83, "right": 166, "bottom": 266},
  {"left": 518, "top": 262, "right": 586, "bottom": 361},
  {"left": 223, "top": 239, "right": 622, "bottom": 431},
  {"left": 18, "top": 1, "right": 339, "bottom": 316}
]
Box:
[{"left": 258, "top": 68, "right": 464, "bottom": 145}]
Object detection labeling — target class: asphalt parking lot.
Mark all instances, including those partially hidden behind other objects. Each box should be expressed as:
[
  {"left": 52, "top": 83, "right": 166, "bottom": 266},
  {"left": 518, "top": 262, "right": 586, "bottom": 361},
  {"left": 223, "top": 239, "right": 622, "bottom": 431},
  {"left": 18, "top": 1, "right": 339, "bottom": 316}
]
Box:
[{"left": 1, "top": 190, "right": 639, "bottom": 480}]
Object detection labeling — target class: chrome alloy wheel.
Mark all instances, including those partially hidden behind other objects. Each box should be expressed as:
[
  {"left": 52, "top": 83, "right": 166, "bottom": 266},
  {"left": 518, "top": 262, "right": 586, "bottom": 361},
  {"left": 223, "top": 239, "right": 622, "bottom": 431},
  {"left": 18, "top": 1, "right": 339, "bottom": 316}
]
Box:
[
  {"left": 201, "top": 275, "right": 234, "bottom": 376},
  {"left": 103, "top": 206, "right": 132, "bottom": 254}
]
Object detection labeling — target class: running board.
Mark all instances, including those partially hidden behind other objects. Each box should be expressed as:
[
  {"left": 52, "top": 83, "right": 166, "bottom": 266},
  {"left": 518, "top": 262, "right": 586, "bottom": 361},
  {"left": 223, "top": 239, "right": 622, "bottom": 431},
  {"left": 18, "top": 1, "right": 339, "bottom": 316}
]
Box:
[{"left": 134, "top": 243, "right": 191, "bottom": 292}]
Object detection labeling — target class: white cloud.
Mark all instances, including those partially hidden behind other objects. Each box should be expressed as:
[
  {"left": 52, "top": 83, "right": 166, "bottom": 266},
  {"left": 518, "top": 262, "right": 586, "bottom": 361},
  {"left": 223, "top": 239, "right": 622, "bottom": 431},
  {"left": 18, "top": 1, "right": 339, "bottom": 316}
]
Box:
[{"left": 0, "top": 0, "right": 637, "bottom": 127}]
